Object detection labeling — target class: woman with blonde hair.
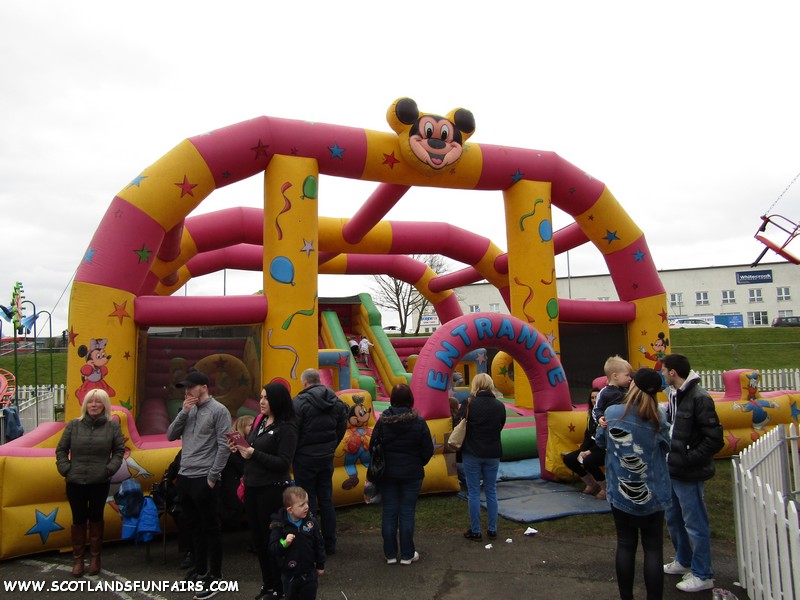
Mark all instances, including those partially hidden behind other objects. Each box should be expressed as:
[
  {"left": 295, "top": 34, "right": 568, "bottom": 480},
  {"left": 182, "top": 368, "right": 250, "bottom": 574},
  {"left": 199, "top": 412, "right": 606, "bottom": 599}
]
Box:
[
  {"left": 56, "top": 389, "right": 125, "bottom": 577},
  {"left": 454, "top": 372, "right": 506, "bottom": 541},
  {"left": 596, "top": 367, "right": 671, "bottom": 600}
]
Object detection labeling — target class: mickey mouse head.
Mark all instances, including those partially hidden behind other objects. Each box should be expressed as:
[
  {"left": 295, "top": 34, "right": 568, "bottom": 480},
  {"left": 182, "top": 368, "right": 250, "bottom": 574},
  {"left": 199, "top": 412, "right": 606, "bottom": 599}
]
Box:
[{"left": 387, "top": 97, "right": 476, "bottom": 175}]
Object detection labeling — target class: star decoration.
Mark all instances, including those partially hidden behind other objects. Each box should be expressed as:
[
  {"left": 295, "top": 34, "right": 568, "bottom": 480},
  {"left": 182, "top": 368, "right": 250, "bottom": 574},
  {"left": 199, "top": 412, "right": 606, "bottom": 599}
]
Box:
[
  {"left": 175, "top": 175, "right": 198, "bottom": 198},
  {"left": 127, "top": 174, "right": 148, "bottom": 188},
  {"left": 251, "top": 139, "right": 270, "bottom": 159},
  {"left": 114, "top": 209, "right": 124, "bottom": 219},
  {"left": 222, "top": 171, "right": 231, "bottom": 179},
  {"left": 790, "top": 401, "right": 800, "bottom": 421},
  {"left": 300, "top": 239, "right": 315, "bottom": 257},
  {"left": 511, "top": 168, "right": 524, "bottom": 183},
  {"left": 641, "top": 330, "right": 648, "bottom": 337},
  {"left": 545, "top": 331, "right": 557, "bottom": 345},
  {"left": 382, "top": 151, "right": 400, "bottom": 168},
  {"left": 121, "top": 398, "right": 132, "bottom": 410},
  {"left": 588, "top": 214, "right": 594, "bottom": 221},
  {"left": 632, "top": 283, "right": 639, "bottom": 290},
  {"left": 569, "top": 187, "right": 576, "bottom": 194},
  {"left": 134, "top": 244, "right": 153, "bottom": 264},
  {"left": 26, "top": 508, "right": 64, "bottom": 543},
  {"left": 68, "top": 327, "right": 78, "bottom": 346},
  {"left": 239, "top": 374, "right": 250, "bottom": 386},
  {"left": 725, "top": 430, "right": 741, "bottom": 452},
  {"left": 328, "top": 143, "right": 345, "bottom": 159},
  {"left": 633, "top": 249, "right": 646, "bottom": 262},
  {"left": 291, "top": 147, "right": 300, "bottom": 156},
  {"left": 475, "top": 351, "right": 487, "bottom": 365},
  {"left": 109, "top": 301, "right": 131, "bottom": 324},
  {"left": 499, "top": 366, "right": 508, "bottom": 376},
  {"left": 604, "top": 230, "right": 620, "bottom": 244},
  {"left": 214, "top": 356, "right": 228, "bottom": 370},
  {"left": 84, "top": 248, "right": 96, "bottom": 264},
  {"left": 336, "top": 353, "right": 349, "bottom": 368},
  {"left": 123, "top": 351, "right": 131, "bottom": 359},
  {"left": 568, "top": 423, "right": 576, "bottom": 433},
  {"left": 658, "top": 310, "right": 668, "bottom": 323}
]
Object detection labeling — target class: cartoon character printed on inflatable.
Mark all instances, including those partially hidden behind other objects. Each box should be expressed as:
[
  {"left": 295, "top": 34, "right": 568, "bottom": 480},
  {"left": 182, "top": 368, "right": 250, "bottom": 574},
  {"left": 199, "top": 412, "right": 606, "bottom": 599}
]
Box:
[
  {"left": 387, "top": 97, "right": 475, "bottom": 175},
  {"left": 339, "top": 395, "right": 373, "bottom": 490},
  {"left": 732, "top": 372, "right": 780, "bottom": 439},
  {"left": 639, "top": 332, "right": 669, "bottom": 371},
  {"left": 75, "top": 338, "right": 116, "bottom": 404},
  {"left": 109, "top": 413, "right": 153, "bottom": 483}
]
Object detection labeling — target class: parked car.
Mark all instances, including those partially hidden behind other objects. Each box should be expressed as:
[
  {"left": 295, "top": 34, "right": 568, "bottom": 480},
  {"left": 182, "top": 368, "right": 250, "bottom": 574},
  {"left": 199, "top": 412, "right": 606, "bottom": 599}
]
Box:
[
  {"left": 772, "top": 316, "right": 800, "bottom": 327},
  {"left": 668, "top": 318, "right": 728, "bottom": 329}
]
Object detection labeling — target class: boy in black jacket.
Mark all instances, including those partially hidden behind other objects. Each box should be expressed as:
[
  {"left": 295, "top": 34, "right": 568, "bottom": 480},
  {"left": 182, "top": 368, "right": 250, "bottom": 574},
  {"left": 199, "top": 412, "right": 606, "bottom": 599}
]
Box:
[{"left": 269, "top": 487, "right": 325, "bottom": 600}]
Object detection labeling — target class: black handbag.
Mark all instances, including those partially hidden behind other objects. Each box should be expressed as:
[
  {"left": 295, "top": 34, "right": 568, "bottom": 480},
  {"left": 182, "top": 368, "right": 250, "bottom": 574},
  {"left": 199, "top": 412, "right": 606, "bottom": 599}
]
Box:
[{"left": 367, "top": 431, "right": 385, "bottom": 483}]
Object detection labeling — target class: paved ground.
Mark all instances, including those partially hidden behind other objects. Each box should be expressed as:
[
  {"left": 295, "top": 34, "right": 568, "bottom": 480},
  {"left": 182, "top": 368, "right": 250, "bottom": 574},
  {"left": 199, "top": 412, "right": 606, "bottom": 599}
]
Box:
[{"left": 1, "top": 521, "right": 744, "bottom": 600}]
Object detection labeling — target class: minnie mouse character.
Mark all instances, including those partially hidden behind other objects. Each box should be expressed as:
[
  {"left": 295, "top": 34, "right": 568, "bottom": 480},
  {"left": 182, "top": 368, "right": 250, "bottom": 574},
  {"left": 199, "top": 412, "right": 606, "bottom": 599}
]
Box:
[{"left": 75, "top": 338, "right": 116, "bottom": 403}]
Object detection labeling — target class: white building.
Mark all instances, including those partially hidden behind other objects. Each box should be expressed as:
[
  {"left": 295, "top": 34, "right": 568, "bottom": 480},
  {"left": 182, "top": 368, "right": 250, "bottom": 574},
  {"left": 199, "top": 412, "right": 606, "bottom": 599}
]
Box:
[{"left": 416, "top": 261, "right": 799, "bottom": 332}]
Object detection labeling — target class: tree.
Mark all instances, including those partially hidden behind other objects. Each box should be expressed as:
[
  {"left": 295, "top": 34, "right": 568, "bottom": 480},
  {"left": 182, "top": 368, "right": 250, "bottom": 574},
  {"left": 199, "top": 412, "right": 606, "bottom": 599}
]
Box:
[{"left": 370, "top": 254, "right": 451, "bottom": 336}]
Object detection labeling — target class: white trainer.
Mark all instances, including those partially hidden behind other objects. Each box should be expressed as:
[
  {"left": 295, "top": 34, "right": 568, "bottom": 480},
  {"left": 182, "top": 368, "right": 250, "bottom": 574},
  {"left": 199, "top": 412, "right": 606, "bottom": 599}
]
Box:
[
  {"left": 385, "top": 557, "right": 397, "bottom": 565},
  {"left": 664, "top": 560, "right": 691, "bottom": 575},
  {"left": 399, "top": 551, "right": 419, "bottom": 565},
  {"left": 676, "top": 574, "right": 715, "bottom": 592}
]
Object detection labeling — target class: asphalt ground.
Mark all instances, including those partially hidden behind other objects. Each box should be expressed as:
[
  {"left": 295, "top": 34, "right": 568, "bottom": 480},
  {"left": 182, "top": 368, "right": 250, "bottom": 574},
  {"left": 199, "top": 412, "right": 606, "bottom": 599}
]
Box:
[{"left": 1, "top": 520, "right": 742, "bottom": 600}]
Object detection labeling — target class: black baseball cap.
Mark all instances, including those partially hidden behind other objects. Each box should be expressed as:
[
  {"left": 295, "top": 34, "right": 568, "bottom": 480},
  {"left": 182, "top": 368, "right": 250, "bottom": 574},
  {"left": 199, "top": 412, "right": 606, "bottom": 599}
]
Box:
[{"left": 176, "top": 371, "right": 209, "bottom": 388}]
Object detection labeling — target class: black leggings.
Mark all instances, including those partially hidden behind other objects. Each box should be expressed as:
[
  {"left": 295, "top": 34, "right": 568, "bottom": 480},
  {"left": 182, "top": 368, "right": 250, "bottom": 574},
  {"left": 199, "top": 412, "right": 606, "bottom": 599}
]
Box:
[
  {"left": 562, "top": 448, "right": 605, "bottom": 481},
  {"left": 66, "top": 481, "right": 110, "bottom": 524},
  {"left": 611, "top": 506, "right": 664, "bottom": 600},
  {"left": 244, "top": 484, "right": 286, "bottom": 592}
]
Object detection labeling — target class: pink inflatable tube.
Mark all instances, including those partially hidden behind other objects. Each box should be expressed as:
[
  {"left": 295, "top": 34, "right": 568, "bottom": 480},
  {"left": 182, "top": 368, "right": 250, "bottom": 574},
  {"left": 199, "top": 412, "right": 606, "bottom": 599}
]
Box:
[
  {"left": 134, "top": 295, "right": 268, "bottom": 326},
  {"left": 411, "top": 313, "right": 572, "bottom": 480}
]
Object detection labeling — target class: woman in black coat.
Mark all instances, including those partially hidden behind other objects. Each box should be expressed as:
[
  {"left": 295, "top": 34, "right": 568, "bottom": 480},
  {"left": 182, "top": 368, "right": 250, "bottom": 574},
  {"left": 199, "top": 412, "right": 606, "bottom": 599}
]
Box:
[
  {"left": 455, "top": 373, "right": 506, "bottom": 542},
  {"left": 370, "top": 384, "right": 434, "bottom": 565},
  {"left": 228, "top": 383, "right": 297, "bottom": 600}
]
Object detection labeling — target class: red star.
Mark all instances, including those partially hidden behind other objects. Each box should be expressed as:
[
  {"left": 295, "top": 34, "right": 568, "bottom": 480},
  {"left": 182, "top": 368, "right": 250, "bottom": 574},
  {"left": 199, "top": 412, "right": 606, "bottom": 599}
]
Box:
[
  {"left": 382, "top": 152, "right": 400, "bottom": 168},
  {"left": 109, "top": 301, "right": 131, "bottom": 324},
  {"left": 641, "top": 330, "right": 648, "bottom": 337},
  {"left": 725, "top": 430, "right": 741, "bottom": 452},
  {"left": 123, "top": 351, "right": 131, "bottom": 360},
  {"left": 658, "top": 310, "right": 668, "bottom": 323},
  {"left": 336, "top": 353, "right": 349, "bottom": 368},
  {"left": 251, "top": 139, "right": 270, "bottom": 159},
  {"left": 568, "top": 423, "right": 576, "bottom": 432},
  {"left": 68, "top": 327, "right": 79, "bottom": 346},
  {"left": 175, "top": 175, "right": 198, "bottom": 197},
  {"left": 588, "top": 214, "right": 595, "bottom": 221}
]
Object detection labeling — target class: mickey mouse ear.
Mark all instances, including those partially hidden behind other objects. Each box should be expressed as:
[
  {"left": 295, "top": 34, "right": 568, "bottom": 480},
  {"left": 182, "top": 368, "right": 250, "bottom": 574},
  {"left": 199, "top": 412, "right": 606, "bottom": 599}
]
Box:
[
  {"left": 387, "top": 97, "right": 420, "bottom": 132},
  {"left": 447, "top": 107, "right": 476, "bottom": 138}
]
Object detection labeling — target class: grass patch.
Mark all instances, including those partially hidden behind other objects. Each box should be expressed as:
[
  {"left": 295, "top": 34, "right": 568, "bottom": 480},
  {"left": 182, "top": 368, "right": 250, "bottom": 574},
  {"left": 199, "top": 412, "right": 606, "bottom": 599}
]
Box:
[
  {"left": 669, "top": 328, "right": 800, "bottom": 370},
  {"left": 0, "top": 350, "right": 67, "bottom": 388}
]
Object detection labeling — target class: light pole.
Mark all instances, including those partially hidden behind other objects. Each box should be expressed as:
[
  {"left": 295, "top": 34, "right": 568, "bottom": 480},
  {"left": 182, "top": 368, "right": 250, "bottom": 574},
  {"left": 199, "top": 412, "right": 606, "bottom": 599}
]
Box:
[
  {"left": 21, "top": 300, "right": 38, "bottom": 396},
  {"left": 36, "top": 310, "right": 54, "bottom": 390}
]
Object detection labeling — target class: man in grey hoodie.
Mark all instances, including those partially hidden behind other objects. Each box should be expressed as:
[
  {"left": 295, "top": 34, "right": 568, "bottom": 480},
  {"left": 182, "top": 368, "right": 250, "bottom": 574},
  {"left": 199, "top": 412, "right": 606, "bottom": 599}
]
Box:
[
  {"left": 167, "top": 371, "right": 231, "bottom": 599},
  {"left": 292, "top": 368, "right": 348, "bottom": 555}
]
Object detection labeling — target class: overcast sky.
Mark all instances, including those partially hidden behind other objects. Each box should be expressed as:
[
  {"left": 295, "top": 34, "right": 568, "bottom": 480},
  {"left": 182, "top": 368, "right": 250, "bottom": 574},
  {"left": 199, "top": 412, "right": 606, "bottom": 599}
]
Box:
[{"left": 2, "top": 1, "right": 799, "bottom": 337}]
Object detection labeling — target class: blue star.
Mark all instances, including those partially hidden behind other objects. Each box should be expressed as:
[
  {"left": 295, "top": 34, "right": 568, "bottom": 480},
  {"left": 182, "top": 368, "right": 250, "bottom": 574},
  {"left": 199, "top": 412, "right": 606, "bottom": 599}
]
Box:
[
  {"left": 84, "top": 248, "right": 96, "bottom": 264},
  {"left": 604, "top": 230, "right": 620, "bottom": 244},
  {"left": 26, "top": 508, "right": 64, "bottom": 543},
  {"left": 126, "top": 174, "right": 148, "bottom": 188},
  {"left": 791, "top": 401, "right": 800, "bottom": 422},
  {"left": 633, "top": 249, "right": 646, "bottom": 262},
  {"left": 511, "top": 169, "right": 524, "bottom": 183},
  {"left": 328, "top": 143, "right": 345, "bottom": 159}
]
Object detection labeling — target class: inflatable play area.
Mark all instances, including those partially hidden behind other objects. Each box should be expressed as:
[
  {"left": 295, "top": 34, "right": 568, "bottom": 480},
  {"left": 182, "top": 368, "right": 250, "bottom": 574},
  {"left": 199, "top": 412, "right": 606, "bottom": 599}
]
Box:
[{"left": 1, "top": 98, "right": 799, "bottom": 560}]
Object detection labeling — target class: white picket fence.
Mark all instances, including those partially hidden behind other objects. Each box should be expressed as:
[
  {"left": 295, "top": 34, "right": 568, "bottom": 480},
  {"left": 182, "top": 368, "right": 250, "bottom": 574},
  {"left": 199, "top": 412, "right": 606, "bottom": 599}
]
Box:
[
  {"left": 0, "top": 385, "right": 67, "bottom": 443},
  {"left": 732, "top": 423, "right": 800, "bottom": 600},
  {"left": 698, "top": 368, "right": 800, "bottom": 392}
]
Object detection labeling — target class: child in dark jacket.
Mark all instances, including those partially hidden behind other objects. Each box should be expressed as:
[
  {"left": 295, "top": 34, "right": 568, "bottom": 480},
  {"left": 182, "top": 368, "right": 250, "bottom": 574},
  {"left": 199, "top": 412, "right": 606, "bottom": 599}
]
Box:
[{"left": 268, "top": 486, "right": 325, "bottom": 600}]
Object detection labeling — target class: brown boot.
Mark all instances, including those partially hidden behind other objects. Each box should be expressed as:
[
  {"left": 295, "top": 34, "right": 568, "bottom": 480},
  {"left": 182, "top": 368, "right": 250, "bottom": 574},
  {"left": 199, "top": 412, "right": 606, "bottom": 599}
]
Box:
[
  {"left": 579, "top": 474, "right": 600, "bottom": 495},
  {"left": 88, "top": 521, "right": 104, "bottom": 575},
  {"left": 71, "top": 524, "right": 86, "bottom": 577},
  {"left": 595, "top": 480, "right": 607, "bottom": 500}
]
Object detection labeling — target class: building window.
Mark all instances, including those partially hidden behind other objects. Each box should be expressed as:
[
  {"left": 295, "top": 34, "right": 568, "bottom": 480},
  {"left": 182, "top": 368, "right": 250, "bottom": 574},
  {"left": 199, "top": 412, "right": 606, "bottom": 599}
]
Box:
[
  {"left": 747, "top": 311, "right": 769, "bottom": 326},
  {"left": 778, "top": 309, "right": 794, "bottom": 318},
  {"left": 777, "top": 287, "right": 791, "bottom": 301},
  {"left": 489, "top": 303, "right": 500, "bottom": 312},
  {"left": 695, "top": 291, "right": 709, "bottom": 306},
  {"left": 469, "top": 304, "right": 480, "bottom": 313},
  {"left": 669, "top": 293, "right": 683, "bottom": 307},
  {"left": 721, "top": 290, "right": 735, "bottom": 304},
  {"left": 748, "top": 289, "right": 763, "bottom": 303}
]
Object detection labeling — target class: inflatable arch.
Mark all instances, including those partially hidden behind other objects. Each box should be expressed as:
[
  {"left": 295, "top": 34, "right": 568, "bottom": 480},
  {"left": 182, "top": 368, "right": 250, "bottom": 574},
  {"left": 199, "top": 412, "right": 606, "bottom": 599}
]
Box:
[{"left": 2, "top": 97, "right": 676, "bottom": 559}]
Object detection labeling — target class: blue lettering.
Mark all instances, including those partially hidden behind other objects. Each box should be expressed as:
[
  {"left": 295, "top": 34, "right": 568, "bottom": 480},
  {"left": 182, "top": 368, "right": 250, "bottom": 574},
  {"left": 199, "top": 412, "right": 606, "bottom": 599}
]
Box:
[
  {"left": 547, "top": 366, "right": 566, "bottom": 387},
  {"left": 496, "top": 318, "right": 515, "bottom": 341},
  {"left": 427, "top": 369, "right": 448, "bottom": 391},
  {"left": 517, "top": 325, "right": 537, "bottom": 350},
  {"left": 475, "top": 318, "right": 494, "bottom": 340},
  {"left": 434, "top": 341, "right": 460, "bottom": 369},
  {"left": 536, "top": 341, "right": 554, "bottom": 364},
  {"left": 451, "top": 324, "right": 471, "bottom": 345}
]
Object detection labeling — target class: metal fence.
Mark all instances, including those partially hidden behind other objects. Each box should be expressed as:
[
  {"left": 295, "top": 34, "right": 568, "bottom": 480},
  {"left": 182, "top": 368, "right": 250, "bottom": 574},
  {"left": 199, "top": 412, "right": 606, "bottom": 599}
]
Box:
[
  {"left": 732, "top": 423, "right": 800, "bottom": 599},
  {"left": 697, "top": 368, "right": 800, "bottom": 392},
  {"left": 0, "top": 384, "right": 66, "bottom": 444}
]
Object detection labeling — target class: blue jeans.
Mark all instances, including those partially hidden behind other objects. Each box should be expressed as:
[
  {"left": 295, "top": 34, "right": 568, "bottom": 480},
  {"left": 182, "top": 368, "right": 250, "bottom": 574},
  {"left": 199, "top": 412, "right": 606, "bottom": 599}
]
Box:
[
  {"left": 293, "top": 459, "right": 336, "bottom": 552},
  {"left": 665, "top": 479, "right": 713, "bottom": 580},
  {"left": 380, "top": 478, "right": 423, "bottom": 561},
  {"left": 463, "top": 453, "right": 500, "bottom": 534}
]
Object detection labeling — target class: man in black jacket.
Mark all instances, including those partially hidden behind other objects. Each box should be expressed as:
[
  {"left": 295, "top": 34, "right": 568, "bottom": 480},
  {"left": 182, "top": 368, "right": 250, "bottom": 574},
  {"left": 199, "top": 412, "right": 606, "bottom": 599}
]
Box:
[
  {"left": 292, "top": 368, "right": 348, "bottom": 555},
  {"left": 660, "top": 354, "right": 724, "bottom": 593}
]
